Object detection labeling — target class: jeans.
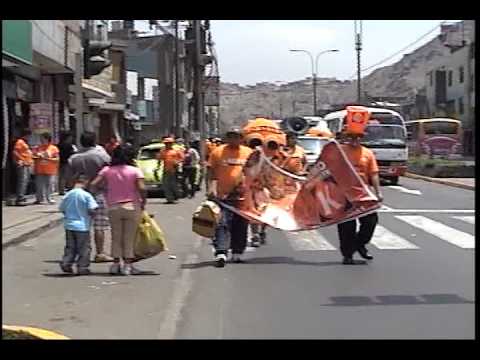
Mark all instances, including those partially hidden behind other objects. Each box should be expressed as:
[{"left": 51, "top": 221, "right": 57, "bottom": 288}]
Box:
[
  {"left": 58, "top": 163, "right": 70, "bottom": 195},
  {"left": 337, "top": 212, "right": 378, "bottom": 258},
  {"left": 16, "top": 165, "right": 31, "bottom": 202},
  {"left": 163, "top": 171, "right": 178, "bottom": 202},
  {"left": 35, "top": 174, "right": 54, "bottom": 203},
  {"left": 182, "top": 166, "right": 197, "bottom": 197},
  {"left": 62, "top": 230, "right": 91, "bottom": 270},
  {"left": 213, "top": 206, "right": 249, "bottom": 256}
]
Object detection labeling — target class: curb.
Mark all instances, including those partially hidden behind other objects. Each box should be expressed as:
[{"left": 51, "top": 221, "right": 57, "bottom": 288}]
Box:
[
  {"left": 404, "top": 172, "right": 475, "bottom": 191},
  {"left": 2, "top": 217, "right": 63, "bottom": 250}
]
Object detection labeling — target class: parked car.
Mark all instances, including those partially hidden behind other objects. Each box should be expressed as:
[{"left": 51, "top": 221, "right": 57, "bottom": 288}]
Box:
[{"left": 135, "top": 141, "right": 185, "bottom": 196}]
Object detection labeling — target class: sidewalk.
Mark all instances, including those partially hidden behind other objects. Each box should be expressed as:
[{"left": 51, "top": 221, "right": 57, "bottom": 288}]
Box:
[
  {"left": 404, "top": 173, "right": 475, "bottom": 191},
  {"left": 2, "top": 195, "right": 63, "bottom": 249}
]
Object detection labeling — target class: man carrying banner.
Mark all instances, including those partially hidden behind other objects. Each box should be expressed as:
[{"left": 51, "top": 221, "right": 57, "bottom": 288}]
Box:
[
  {"left": 207, "top": 127, "right": 253, "bottom": 267},
  {"left": 337, "top": 118, "right": 383, "bottom": 265}
]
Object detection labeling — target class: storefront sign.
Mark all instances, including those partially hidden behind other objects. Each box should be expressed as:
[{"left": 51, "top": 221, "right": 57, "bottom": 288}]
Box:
[{"left": 29, "top": 103, "right": 52, "bottom": 134}]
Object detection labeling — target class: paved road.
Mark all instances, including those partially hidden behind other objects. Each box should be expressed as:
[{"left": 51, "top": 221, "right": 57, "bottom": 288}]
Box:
[{"left": 2, "top": 177, "right": 475, "bottom": 339}]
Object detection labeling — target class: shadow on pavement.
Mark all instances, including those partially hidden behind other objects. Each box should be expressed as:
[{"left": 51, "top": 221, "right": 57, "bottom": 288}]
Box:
[
  {"left": 43, "top": 271, "right": 160, "bottom": 277},
  {"left": 181, "top": 257, "right": 343, "bottom": 269}
]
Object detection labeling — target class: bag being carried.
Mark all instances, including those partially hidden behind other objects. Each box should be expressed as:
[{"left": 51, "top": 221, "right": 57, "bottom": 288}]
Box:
[
  {"left": 133, "top": 211, "right": 168, "bottom": 262},
  {"left": 192, "top": 200, "right": 222, "bottom": 238}
]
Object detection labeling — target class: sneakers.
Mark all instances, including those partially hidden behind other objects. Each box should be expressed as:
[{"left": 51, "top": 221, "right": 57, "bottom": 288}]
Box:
[
  {"left": 232, "top": 254, "right": 245, "bottom": 263},
  {"left": 121, "top": 264, "right": 142, "bottom": 276},
  {"left": 109, "top": 263, "right": 121, "bottom": 275},
  {"left": 77, "top": 268, "right": 91, "bottom": 276},
  {"left": 215, "top": 254, "right": 227, "bottom": 268},
  {"left": 47, "top": 199, "right": 56, "bottom": 205},
  {"left": 250, "top": 235, "right": 261, "bottom": 248},
  {"left": 60, "top": 263, "right": 74, "bottom": 274},
  {"left": 94, "top": 253, "right": 114, "bottom": 263}
]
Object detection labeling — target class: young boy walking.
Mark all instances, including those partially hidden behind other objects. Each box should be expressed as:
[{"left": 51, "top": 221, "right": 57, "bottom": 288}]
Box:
[{"left": 59, "top": 174, "right": 98, "bottom": 275}]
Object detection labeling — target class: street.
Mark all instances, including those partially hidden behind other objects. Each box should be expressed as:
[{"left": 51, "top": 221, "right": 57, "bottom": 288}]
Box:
[{"left": 2, "top": 177, "right": 475, "bottom": 339}]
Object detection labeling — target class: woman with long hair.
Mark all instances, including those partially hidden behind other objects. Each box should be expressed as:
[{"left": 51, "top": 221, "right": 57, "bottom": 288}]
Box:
[{"left": 90, "top": 144, "right": 147, "bottom": 275}]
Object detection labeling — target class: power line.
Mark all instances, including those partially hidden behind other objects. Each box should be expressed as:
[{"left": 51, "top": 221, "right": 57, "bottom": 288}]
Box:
[{"left": 349, "top": 21, "right": 446, "bottom": 79}]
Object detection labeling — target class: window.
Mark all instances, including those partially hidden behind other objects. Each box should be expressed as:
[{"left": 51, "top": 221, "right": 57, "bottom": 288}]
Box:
[
  {"left": 424, "top": 122, "right": 459, "bottom": 135},
  {"left": 458, "top": 97, "right": 464, "bottom": 114},
  {"left": 428, "top": 71, "right": 433, "bottom": 87},
  {"left": 448, "top": 70, "right": 453, "bottom": 87},
  {"left": 459, "top": 66, "right": 464, "bottom": 83}
]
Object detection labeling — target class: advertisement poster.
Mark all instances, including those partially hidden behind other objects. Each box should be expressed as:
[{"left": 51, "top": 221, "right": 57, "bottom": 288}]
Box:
[
  {"left": 218, "top": 140, "right": 381, "bottom": 231},
  {"left": 29, "top": 103, "right": 52, "bottom": 134}
]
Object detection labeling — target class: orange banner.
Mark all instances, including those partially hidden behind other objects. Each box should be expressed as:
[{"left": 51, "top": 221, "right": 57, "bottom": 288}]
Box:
[{"left": 218, "top": 139, "right": 381, "bottom": 231}]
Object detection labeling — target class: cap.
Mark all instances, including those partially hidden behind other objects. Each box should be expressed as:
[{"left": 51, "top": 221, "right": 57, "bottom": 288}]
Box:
[
  {"left": 163, "top": 137, "right": 175, "bottom": 143},
  {"left": 225, "top": 127, "right": 242, "bottom": 136}
]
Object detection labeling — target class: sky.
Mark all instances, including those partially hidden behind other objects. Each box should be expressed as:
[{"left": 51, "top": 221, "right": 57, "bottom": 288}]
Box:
[{"left": 133, "top": 20, "right": 460, "bottom": 86}]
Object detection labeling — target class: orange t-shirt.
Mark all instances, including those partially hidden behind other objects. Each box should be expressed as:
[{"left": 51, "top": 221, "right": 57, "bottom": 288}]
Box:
[
  {"left": 340, "top": 144, "right": 379, "bottom": 184},
  {"left": 282, "top": 145, "right": 306, "bottom": 174},
  {"left": 33, "top": 144, "right": 60, "bottom": 175},
  {"left": 208, "top": 144, "right": 253, "bottom": 198},
  {"left": 158, "top": 148, "right": 183, "bottom": 173},
  {"left": 14, "top": 139, "right": 33, "bottom": 166}
]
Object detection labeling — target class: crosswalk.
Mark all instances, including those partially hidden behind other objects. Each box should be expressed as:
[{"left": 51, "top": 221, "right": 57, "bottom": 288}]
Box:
[{"left": 282, "top": 215, "right": 475, "bottom": 252}]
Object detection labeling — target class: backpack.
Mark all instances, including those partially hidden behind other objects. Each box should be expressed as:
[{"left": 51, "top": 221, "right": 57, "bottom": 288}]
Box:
[{"left": 192, "top": 200, "right": 222, "bottom": 238}]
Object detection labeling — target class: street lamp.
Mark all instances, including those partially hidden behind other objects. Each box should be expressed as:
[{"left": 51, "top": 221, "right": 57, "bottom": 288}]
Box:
[{"left": 289, "top": 49, "right": 339, "bottom": 116}]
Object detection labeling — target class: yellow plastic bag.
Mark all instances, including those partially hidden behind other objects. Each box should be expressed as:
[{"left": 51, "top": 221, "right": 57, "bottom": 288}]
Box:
[{"left": 134, "top": 211, "right": 168, "bottom": 261}]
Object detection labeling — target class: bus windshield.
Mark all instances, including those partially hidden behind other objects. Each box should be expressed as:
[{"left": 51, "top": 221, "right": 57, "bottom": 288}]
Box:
[
  {"left": 369, "top": 113, "right": 404, "bottom": 126},
  {"left": 423, "top": 121, "right": 459, "bottom": 135},
  {"left": 297, "top": 138, "right": 322, "bottom": 155},
  {"left": 362, "top": 125, "right": 406, "bottom": 148}
]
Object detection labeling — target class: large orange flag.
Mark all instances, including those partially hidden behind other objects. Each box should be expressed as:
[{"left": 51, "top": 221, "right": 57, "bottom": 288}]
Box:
[{"left": 217, "top": 139, "right": 381, "bottom": 231}]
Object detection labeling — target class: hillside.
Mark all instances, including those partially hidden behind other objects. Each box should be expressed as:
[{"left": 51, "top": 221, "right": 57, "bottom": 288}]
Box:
[{"left": 218, "top": 20, "right": 474, "bottom": 131}]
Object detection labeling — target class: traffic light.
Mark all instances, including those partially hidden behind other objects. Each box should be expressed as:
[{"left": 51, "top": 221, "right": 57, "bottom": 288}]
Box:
[{"left": 83, "top": 38, "right": 112, "bottom": 79}]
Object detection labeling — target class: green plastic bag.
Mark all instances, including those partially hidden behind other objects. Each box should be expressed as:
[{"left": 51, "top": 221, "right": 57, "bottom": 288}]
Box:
[{"left": 133, "top": 211, "right": 168, "bottom": 262}]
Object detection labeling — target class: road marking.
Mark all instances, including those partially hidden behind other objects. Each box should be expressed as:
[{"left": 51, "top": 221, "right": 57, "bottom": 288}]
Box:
[
  {"left": 157, "top": 236, "right": 202, "bottom": 339},
  {"left": 453, "top": 216, "right": 475, "bottom": 225},
  {"left": 287, "top": 230, "right": 336, "bottom": 251},
  {"left": 370, "top": 225, "right": 419, "bottom": 249},
  {"left": 388, "top": 185, "right": 422, "bottom": 196},
  {"left": 396, "top": 215, "right": 475, "bottom": 249},
  {"left": 378, "top": 209, "right": 475, "bottom": 214}
]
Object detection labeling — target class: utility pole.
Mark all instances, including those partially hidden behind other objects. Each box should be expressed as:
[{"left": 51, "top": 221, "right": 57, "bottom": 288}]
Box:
[
  {"left": 174, "top": 20, "right": 180, "bottom": 137},
  {"left": 74, "top": 52, "right": 84, "bottom": 146},
  {"left": 355, "top": 20, "right": 363, "bottom": 104},
  {"left": 194, "top": 20, "right": 206, "bottom": 167}
]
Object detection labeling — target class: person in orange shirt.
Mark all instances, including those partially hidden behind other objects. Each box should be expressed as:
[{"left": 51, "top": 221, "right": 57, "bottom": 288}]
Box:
[
  {"left": 337, "top": 130, "right": 383, "bottom": 265},
  {"left": 13, "top": 129, "right": 34, "bottom": 206},
  {"left": 157, "top": 137, "right": 183, "bottom": 204},
  {"left": 207, "top": 127, "right": 253, "bottom": 267},
  {"left": 33, "top": 132, "right": 60, "bottom": 205},
  {"left": 283, "top": 131, "right": 307, "bottom": 174}
]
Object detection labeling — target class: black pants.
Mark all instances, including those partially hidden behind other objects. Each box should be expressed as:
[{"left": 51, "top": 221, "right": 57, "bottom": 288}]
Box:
[
  {"left": 337, "top": 212, "right": 378, "bottom": 258},
  {"left": 182, "top": 166, "right": 197, "bottom": 197}
]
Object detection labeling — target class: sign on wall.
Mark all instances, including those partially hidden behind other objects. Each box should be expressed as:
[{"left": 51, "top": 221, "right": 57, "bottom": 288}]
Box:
[{"left": 29, "top": 103, "right": 52, "bottom": 134}]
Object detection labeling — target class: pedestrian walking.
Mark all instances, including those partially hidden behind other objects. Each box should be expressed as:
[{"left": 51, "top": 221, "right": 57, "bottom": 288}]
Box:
[
  {"left": 59, "top": 174, "right": 98, "bottom": 275},
  {"left": 157, "top": 137, "right": 183, "bottom": 204},
  {"left": 207, "top": 127, "right": 253, "bottom": 267},
  {"left": 104, "top": 136, "right": 120, "bottom": 156},
  {"left": 182, "top": 142, "right": 200, "bottom": 198},
  {"left": 12, "top": 129, "right": 34, "bottom": 206},
  {"left": 68, "top": 132, "right": 113, "bottom": 263},
  {"left": 32, "top": 132, "right": 60, "bottom": 205},
  {"left": 90, "top": 145, "right": 147, "bottom": 276},
  {"left": 57, "top": 131, "right": 77, "bottom": 195},
  {"left": 337, "top": 131, "right": 383, "bottom": 265}
]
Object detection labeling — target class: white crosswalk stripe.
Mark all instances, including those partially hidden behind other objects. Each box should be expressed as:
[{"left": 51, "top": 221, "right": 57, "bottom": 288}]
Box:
[
  {"left": 286, "top": 230, "right": 336, "bottom": 251},
  {"left": 453, "top": 216, "right": 475, "bottom": 225},
  {"left": 370, "top": 225, "right": 419, "bottom": 249},
  {"left": 396, "top": 215, "right": 475, "bottom": 249}
]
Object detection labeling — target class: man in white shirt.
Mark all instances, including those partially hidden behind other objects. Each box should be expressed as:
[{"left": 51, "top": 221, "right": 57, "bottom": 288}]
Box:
[{"left": 182, "top": 142, "right": 200, "bottom": 198}]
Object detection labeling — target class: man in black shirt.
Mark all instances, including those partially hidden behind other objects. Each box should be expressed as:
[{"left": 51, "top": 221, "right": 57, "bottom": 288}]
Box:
[{"left": 57, "top": 132, "right": 77, "bottom": 195}]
